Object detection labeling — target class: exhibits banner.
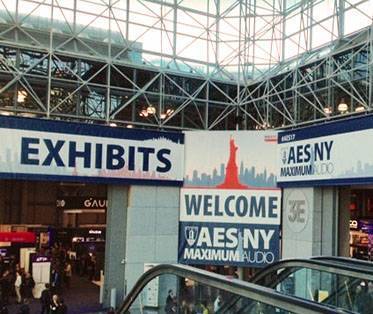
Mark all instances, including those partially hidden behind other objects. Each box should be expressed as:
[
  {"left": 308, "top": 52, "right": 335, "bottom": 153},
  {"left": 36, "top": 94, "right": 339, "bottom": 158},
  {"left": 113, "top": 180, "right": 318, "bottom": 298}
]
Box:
[
  {"left": 179, "top": 131, "right": 281, "bottom": 267},
  {"left": 0, "top": 116, "right": 184, "bottom": 185},
  {"left": 277, "top": 115, "right": 373, "bottom": 186}
]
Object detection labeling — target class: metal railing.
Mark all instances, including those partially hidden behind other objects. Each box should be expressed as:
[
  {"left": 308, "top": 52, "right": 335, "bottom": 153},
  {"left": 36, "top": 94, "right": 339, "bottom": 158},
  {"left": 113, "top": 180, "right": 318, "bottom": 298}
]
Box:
[
  {"left": 117, "top": 263, "right": 351, "bottom": 314},
  {"left": 251, "top": 258, "right": 373, "bottom": 286}
]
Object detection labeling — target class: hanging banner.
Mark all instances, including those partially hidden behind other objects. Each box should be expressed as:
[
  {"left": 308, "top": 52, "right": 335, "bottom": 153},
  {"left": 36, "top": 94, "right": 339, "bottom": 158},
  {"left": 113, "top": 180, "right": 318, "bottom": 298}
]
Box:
[
  {"left": 0, "top": 116, "right": 184, "bottom": 185},
  {"left": 179, "top": 131, "right": 281, "bottom": 267},
  {"left": 277, "top": 115, "right": 373, "bottom": 186}
]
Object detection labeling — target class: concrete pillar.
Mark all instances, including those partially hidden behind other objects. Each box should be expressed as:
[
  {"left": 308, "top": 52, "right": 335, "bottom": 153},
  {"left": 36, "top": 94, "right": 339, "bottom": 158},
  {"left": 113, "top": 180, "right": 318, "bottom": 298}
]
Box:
[
  {"left": 103, "top": 184, "right": 180, "bottom": 309},
  {"left": 0, "top": 181, "right": 5, "bottom": 223},
  {"left": 125, "top": 185, "right": 180, "bottom": 294},
  {"left": 338, "top": 187, "right": 351, "bottom": 257},
  {"left": 314, "top": 187, "right": 338, "bottom": 256},
  {"left": 282, "top": 187, "right": 340, "bottom": 258},
  {"left": 103, "top": 185, "right": 128, "bottom": 308}
]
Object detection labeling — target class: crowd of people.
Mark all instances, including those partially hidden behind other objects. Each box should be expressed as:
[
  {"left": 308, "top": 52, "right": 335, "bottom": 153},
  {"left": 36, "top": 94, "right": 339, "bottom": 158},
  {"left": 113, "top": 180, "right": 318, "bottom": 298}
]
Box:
[
  {"left": 0, "top": 242, "right": 93, "bottom": 314},
  {"left": 165, "top": 290, "right": 224, "bottom": 314},
  {"left": 0, "top": 249, "right": 72, "bottom": 313}
]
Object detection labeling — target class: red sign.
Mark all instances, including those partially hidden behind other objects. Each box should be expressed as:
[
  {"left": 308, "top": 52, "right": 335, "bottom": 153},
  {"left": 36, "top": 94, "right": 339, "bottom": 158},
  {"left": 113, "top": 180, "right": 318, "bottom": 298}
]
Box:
[{"left": 0, "top": 232, "right": 36, "bottom": 243}]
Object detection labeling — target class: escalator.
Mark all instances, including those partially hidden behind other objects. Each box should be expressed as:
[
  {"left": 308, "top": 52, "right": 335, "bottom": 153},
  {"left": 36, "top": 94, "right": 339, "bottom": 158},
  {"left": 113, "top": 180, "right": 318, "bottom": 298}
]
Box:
[
  {"left": 117, "top": 263, "right": 351, "bottom": 314},
  {"left": 250, "top": 257, "right": 373, "bottom": 313}
]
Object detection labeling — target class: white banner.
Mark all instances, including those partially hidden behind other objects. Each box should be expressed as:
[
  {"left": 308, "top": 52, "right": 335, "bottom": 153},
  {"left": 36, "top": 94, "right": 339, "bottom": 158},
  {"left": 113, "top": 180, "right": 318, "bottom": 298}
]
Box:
[
  {"left": 179, "top": 131, "right": 281, "bottom": 267},
  {"left": 0, "top": 116, "right": 184, "bottom": 185},
  {"left": 180, "top": 188, "right": 281, "bottom": 225},
  {"left": 278, "top": 124, "right": 373, "bottom": 184}
]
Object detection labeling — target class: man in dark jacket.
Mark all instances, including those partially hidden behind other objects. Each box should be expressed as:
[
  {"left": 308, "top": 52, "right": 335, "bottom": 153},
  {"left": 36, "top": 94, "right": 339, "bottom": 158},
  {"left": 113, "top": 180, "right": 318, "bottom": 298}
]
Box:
[
  {"left": 0, "top": 271, "right": 11, "bottom": 305},
  {"left": 18, "top": 299, "right": 30, "bottom": 314},
  {"left": 40, "top": 284, "right": 51, "bottom": 314},
  {"left": 58, "top": 298, "right": 67, "bottom": 314},
  {"left": 22, "top": 272, "right": 35, "bottom": 301}
]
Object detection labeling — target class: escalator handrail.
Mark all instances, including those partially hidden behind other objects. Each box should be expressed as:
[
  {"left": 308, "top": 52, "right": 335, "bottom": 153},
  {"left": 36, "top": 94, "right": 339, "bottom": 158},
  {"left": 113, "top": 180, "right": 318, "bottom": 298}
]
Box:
[
  {"left": 117, "top": 263, "right": 351, "bottom": 314},
  {"left": 251, "top": 258, "right": 373, "bottom": 286},
  {"left": 312, "top": 256, "right": 373, "bottom": 269}
]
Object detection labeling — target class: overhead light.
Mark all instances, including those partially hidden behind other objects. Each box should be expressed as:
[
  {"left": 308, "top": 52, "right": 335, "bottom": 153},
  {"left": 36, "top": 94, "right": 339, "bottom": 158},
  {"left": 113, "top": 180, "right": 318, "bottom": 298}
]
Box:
[
  {"left": 0, "top": 111, "right": 13, "bottom": 116},
  {"left": 146, "top": 105, "right": 156, "bottom": 115},
  {"left": 323, "top": 106, "right": 332, "bottom": 115},
  {"left": 19, "top": 113, "right": 37, "bottom": 118},
  {"left": 63, "top": 209, "right": 105, "bottom": 214},
  {"left": 139, "top": 109, "right": 149, "bottom": 117},
  {"left": 126, "top": 124, "right": 133, "bottom": 128},
  {"left": 160, "top": 108, "right": 174, "bottom": 120},
  {"left": 337, "top": 98, "right": 348, "bottom": 113},
  {"left": 355, "top": 105, "right": 365, "bottom": 113},
  {"left": 17, "top": 90, "right": 27, "bottom": 103},
  {"left": 109, "top": 122, "right": 117, "bottom": 127}
]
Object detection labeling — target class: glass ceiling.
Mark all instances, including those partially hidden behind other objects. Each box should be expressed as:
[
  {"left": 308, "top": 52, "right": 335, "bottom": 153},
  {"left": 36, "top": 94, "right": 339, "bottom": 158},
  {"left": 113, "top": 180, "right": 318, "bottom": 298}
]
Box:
[{"left": 0, "top": 0, "right": 371, "bottom": 83}]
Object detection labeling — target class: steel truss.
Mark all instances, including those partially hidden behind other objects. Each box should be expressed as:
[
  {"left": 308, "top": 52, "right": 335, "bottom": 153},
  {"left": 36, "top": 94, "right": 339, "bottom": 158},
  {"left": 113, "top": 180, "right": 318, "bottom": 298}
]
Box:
[{"left": 0, "top": 0, "right": 371, "bottom": 130}]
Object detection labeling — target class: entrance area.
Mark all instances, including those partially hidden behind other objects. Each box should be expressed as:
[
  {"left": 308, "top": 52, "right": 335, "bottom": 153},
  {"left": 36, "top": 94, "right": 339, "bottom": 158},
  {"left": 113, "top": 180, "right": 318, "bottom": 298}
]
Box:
[
  {"left": 0, "top": 179, "right": 106, "bottom": 313},
  {"left": 349, "top": 187, "right": 373, "bottom": 261}
]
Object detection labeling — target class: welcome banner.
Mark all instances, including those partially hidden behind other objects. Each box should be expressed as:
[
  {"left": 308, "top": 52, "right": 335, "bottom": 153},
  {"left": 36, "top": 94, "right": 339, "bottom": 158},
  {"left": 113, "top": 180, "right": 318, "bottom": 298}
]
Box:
[
  {"left": 179, "top": 131, "right": 281, "bottom": 267},
  {"left": 0, "top": 116, "right": 184, "bottom": 185}
]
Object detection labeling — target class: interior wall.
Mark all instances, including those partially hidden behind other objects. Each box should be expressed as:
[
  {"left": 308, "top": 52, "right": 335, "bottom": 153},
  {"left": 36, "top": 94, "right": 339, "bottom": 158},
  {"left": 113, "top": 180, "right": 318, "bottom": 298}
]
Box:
[{"left": 0, "top": 179, "right": 106, "bottom": 226}]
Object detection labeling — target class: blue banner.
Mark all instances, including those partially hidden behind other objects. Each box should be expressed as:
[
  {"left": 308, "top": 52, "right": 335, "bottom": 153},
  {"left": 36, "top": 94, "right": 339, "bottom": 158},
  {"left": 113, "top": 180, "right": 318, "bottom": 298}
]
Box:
[
  {"left": 178, "top": 221, "right": 280, "bottom": 267},
  {"left": 0, "top": 116, "right": 184, "bottom": 185},
  {"left": 178, "top": 187, "right": 281, "bottom": 267}
]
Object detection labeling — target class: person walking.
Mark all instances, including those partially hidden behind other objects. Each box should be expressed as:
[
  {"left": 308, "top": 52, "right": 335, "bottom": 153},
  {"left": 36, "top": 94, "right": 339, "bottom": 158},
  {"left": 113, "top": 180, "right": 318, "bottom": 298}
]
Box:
[
  {"left": 214, "top": 295, "right": 222, "bottom": 313},
  {"left": 17, "top": 298, "right": 30, "bottom": 314},
  {"left": 49, "top": 294, "right": 60, "bottom": 314},
  {"left": 165, "top": 289, "right": 176, "bottom": 314},
  {"left": 0, "top": 270, "right": 11, "bottom": 305},
  {"left": 57, "top": 297, "right": 67, "bottom": 314},
  {"left": 0, "top": 301, "right": 8, "bottom": 314},
  {"left": 64, "top": 261, "right": 72, "bottom": 289},
  {"left": 40, "top": 283, "right": 51, "bottom": 314},
  {"left": 201, "top": 301, "right": 209, "bottom": 314},
  {"left": 51, "top": 267, "right": 61, "bottom": 294},
  {"left": 22, "top": 272, "right": 35, "bottom": 302},
  {"left": 14, "top": 271, "right": 22, "bottom": 304}
]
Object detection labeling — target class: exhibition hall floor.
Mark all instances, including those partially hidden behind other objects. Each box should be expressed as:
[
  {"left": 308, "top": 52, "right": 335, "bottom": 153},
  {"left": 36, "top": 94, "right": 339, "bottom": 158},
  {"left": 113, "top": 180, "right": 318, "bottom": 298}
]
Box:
[{"left": 7, "top": 275, "right": 103, "bottom": 314}]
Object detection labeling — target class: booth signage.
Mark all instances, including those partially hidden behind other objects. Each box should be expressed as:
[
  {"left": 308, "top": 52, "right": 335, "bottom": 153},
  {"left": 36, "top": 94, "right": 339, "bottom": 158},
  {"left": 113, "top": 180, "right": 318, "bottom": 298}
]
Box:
[
  {"left": 33, "top": 256, "right": 51, "bottom": 263},
  {"left": 0, "top": 232, "right": 36, "bottom": 243},
  {"left": 278, "top": 115, "right": 373, "bottom": 186},
  {"left": 56, "top": 197, "right": 107, "bottom": 210},
  {"left": 284, "top": 189, "right": 309, "bottom": 233},
  {"left": 88, "top": 229, "right": 102, "bottom": 235},
  {"left": 179, "top": 131, "right": 281, "bottom": 267},
  {"left": 0, "top": 116, "right": 184, "bottom": 185}
]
